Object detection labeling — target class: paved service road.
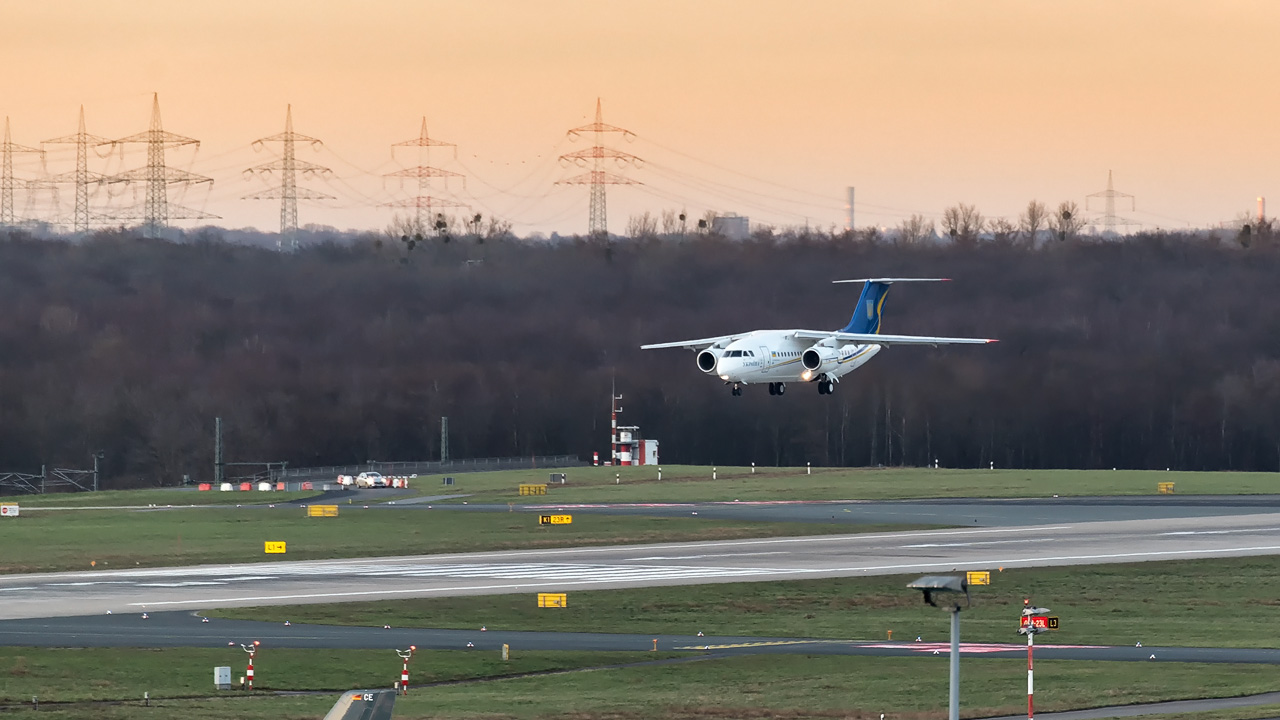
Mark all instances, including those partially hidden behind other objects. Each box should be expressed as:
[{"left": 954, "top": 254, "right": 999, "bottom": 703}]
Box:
[
  {"left": 6, "top": 612, "right": 1280, "bottom": 666},
  {"left": 3, "top": 513, "right": 1280, "bottom": 620}
]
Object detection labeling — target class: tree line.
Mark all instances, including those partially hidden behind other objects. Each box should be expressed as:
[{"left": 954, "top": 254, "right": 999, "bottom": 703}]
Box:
[{"left": 1, "top": 223, "right": 1279, "bottom": 489}]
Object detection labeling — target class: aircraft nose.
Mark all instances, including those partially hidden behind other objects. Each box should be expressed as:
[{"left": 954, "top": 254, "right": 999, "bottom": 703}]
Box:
[{"left": 717, "top": 356, "right": 738, "bottom": 379}]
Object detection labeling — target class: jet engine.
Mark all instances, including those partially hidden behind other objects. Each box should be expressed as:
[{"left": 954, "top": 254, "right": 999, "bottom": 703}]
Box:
[
  {"left": 801, "top": 346, "right": 839, "bottom": 377},
  {"left": 697, "top": 349, "right": 720, "bottom": 373}
]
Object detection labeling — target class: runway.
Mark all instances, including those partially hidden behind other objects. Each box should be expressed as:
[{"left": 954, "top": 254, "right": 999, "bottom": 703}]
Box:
[
  {"left": 4, "top": 611, "right": 1279, "bottom": 665},
  {"left": 443, "top": 495, "right": 1280, "bottom": 527},
  {"left": 3, "top": 512, "right": 1279, "bottom": 620}
]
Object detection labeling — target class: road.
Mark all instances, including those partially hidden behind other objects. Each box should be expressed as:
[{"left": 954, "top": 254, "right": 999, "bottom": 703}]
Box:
[
  {"left": 2, "top": 512, "right": 1279, "bottom": 620},
  {"left": 5, "top": 611, "right": 1280, "bottom": 666}
]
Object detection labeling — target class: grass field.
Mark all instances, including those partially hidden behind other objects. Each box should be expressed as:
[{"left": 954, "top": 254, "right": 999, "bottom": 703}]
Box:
[
  {"left": 0, "top": 506, "right": 909, "bottom": 574},
  {"left": 0, "top": 646, "right": 670, "bottom": 703},
  {"left": 211, "top": 554, "right": 1280, "bottom": 649},
  {"left": 402, "top": 465, "right": 1280, "bottom": 504},
  {"left": 2, "top": 649, "right": 1278, "bottom": 720},
  {"left": 0, "top": 488, "right": 321, "bottom": 508},
  {"left": 6, "top": 466, "right": 1280, "bottom": 510}
]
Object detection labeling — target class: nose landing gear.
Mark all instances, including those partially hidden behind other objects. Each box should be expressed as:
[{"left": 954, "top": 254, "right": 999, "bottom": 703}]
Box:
[{"left": 731, "top": 382, "right": 742, "bottom": 396}]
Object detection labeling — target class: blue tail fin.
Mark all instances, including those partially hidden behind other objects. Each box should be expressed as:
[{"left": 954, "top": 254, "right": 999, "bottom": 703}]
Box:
[{"left": 839, "top": 281, "right": 892, "bottom": 334}]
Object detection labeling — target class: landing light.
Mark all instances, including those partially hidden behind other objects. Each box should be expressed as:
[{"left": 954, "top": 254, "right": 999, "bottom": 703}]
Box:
[
  {"left": 719, "top": 374, "right": 729, "bottom": 380},
  {"left": 801, "top": 370, "right": 812, "bottom": 381}
]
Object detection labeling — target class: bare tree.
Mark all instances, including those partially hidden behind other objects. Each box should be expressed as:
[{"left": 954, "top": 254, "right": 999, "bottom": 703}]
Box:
[
  {"left": 990, "top": 217, "right": 1018, "bottom": 245},
  {"left": 897, "top": 214, "right": 934, "bottom": 245},
  {"left": 942, "top": 203, "right": 984, "bottom": 246},
  {"left": 660, "top": 209, "right": 684, "bottom": 236},
  {"left": 1049, "top": 201, "right": 1087, "bottom": 242},
  {"left": 627, "top": 211, "right": 659, "bottom": 240},
  {"left": 1019, "top": 200, "right": 1048, "bottom": 246}
]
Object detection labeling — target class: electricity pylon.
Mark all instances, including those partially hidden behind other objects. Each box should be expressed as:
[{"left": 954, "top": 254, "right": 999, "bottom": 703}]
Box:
[
  {"left": 42, "top": 106, "right": 111, "bottom": 233},
  {"left": 557, "top": 98, "right": 641, "bottom": 238},
  {"left": 244, "top": 105, "right": 333, "bottom": 250},
  {"left": 1, "top": 118, "right": 44, "bottom": 227},
  {"left": 107, "top": 94, "right": 216, "bottom": 238},
  {"left": 1086, "top": 170, "right": 1138, "bottom": 236},
  {"left": 383, "top": 117, "right": 465, "bottom": 231}
]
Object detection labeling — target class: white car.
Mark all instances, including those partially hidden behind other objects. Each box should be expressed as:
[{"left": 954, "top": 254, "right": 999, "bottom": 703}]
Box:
[{"left": 354, "top": 471, "right": 388, "bottom": 488}]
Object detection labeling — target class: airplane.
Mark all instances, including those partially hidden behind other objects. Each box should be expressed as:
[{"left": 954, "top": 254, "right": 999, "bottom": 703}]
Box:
[{"left": 640, "top": 278, "right": 996, "bottom": 396}]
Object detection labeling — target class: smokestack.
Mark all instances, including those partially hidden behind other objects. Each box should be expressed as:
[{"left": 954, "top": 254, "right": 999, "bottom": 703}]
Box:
[
  {"left": 845, "top": 187, "right": 855, "bottom": 232},
  {"left": 1259, "top": 197, "right": 1266, "bottom": 224}
]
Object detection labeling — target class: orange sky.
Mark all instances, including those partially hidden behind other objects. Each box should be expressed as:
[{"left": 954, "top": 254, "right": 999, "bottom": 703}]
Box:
[{"left": 1, "top": 1, "right": 1277, "bottom": 235}]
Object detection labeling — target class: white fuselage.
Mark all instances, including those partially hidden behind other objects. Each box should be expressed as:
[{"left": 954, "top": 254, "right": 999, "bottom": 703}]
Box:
[{"left": 711, "top": 330, "right": 881, "bottom": 385}]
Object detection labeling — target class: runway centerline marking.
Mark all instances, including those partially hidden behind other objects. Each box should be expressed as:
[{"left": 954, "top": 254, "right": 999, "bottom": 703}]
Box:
[
  {"left": 900, "top": 538, "right": 1057, "bottom": 548},
  {"left": 627, "top": 552, "right": 791, "bottom": 561}
]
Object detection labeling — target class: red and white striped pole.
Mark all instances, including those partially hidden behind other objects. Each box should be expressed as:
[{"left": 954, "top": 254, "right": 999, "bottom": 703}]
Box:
[
  {"left": 1027, "top": 629, "right": 1034, "bottom": 720},
  {"left": 241, "top": 641, "right": 260, "bottom": 690},
  {"left": 395, "top": 646, "right": 416, "bottom": 695}
]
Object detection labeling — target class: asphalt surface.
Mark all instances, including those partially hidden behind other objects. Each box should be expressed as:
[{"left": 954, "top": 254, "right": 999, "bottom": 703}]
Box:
[
  {"left": 6, "top": 611, "right": 1280, "bottom": 666},
  {"left": 3, "top": 512, "right": 1280, "bottom": 620},
  {"left": 444, "top": 495, "right": 1280, "bottom": 527}
]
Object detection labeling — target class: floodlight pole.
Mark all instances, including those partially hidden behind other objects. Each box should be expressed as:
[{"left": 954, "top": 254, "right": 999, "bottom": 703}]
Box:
[
  {"left": 907, "top": 575, "right": 969, "bottom": 720},
  {"left": 949, "top": 606, "right": 960, "bottom": 720}
]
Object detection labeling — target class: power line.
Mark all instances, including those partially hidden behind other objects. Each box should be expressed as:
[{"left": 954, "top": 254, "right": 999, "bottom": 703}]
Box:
[
  {"left": 556, "top": 98, "right": 640, "bottom": 238},
  {"left": 104, "top": 94, "right": 217, "bottom": 237},
  {"left": 1086, "top": 170, "right": 1138, "bottom": 235},
  {"left": 1, "top": 118, "right": 44, "bottom": 227},
  {"left": 42, "top": 106, "right": 112, "bottom": 233},
  {"left": 243, "top": 105, "right": 334, "bottom": 249}
]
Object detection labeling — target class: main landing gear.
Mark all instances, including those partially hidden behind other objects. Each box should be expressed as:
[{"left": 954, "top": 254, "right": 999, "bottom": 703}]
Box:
[
  {"left": 817, "top": 378, "right": 836, "bottom": 395},
  {"left": 767, "top": 382, "right": 786, "bottom": 396}
]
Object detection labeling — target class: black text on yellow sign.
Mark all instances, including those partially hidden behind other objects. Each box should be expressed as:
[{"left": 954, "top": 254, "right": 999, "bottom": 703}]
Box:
[
  {"left": 538, "top": 514, "right": 573, "bottom": 525},
  {"left": 264, "top": 541, "right": 287, "bottom": 554},
  {"left": 537, "top": 593, "right": 567, "bottom": 608}
]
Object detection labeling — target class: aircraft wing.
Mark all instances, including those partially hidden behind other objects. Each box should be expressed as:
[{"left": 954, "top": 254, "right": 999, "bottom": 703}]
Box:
[
  {"left": 640, "top": 334, "right": 740, "bottom": 351},
  {"left": 791, "top": 330, "right": 997, "bottom": 346},
  {"left": 323, "top": 689, "right": 396, "bottom": 720}
]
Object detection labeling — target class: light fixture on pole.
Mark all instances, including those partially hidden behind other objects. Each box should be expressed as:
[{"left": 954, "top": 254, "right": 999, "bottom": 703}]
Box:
[
  {"left": 240, "top": 640, "right": 260, "bottom": 690},
  {"left": 395, "top": 646, "right": 416, "bottom": 695},
  {"left": 1019, "top": 598, "right": 1058, "bottom": 720},
  {"left": 907, "top": 575, "right": 971, "bottom": 720}
]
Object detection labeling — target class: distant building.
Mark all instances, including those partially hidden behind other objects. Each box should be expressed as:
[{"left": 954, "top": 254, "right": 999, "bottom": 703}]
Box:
[{"left": 712, "top": 214, "right": 749, "bottom": 240}]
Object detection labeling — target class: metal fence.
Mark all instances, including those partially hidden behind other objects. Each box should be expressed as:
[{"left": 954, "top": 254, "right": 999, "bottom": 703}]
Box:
[{"left": 269, "top": 455, "right": 585, "bottom": 482}]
